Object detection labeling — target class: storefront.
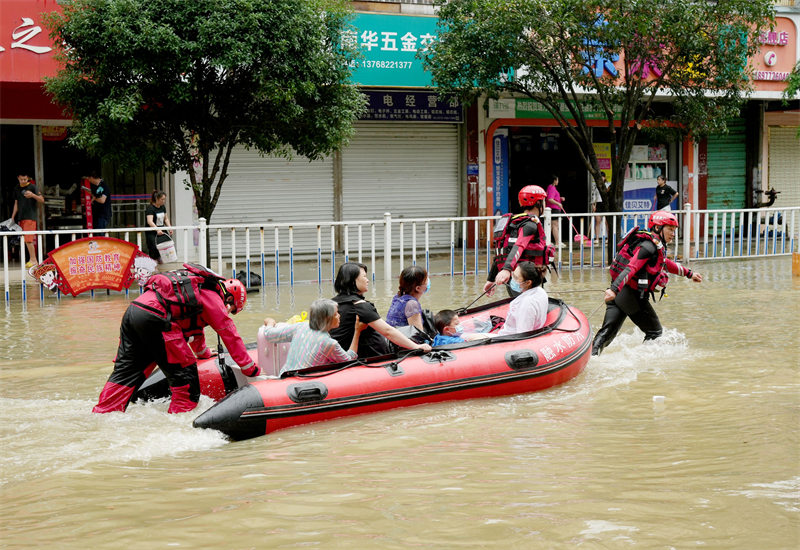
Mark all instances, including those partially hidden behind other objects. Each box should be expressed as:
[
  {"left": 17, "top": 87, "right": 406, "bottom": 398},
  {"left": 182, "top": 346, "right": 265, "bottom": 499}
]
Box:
[
  {"left": 481, "top": 98, "right": 682, "bottom": 225},
  {"left": 754, "top": 16, "right": 800, "bottom": 209},
  {"left": 1, "top": 0, "right": 164, "bottom": 236},
  {"left": 204, "top": 11, "right": 464, "bottom": 254},
  {"left": 0, "top": 0, "right": 80, "bottom": 231}
]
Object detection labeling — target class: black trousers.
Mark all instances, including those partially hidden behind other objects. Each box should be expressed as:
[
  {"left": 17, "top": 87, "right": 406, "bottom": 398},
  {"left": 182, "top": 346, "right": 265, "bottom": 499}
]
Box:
[
  {"left": 591, "top": 286, "right": 662, "bottom": 355},
  {"left": 100, "top": 305, "right": 199, "bottom": 410}
]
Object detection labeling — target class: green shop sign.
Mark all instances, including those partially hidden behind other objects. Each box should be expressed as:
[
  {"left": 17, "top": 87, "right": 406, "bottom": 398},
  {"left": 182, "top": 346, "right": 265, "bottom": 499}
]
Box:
[
  {"left": 346, "top": 13, "right": 438, "bottom": 88},
  {"left": 489, "top": 98, "right": 622, "bottom": 120}
]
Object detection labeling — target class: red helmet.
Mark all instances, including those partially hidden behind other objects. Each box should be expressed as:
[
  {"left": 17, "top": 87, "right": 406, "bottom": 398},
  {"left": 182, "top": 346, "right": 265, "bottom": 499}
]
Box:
[
  {"left": 219, "top": 278, "right": 247, "bottom": 314},
  {"left": 648, "top": 211, "right": 679, "bottom": 230},
  {"left": 519, "top": 185, "right": 547, "bottom": 207}
]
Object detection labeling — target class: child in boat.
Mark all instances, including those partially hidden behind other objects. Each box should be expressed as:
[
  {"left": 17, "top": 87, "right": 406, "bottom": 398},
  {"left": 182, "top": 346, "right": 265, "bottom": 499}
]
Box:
[
  {"left": 495, "top": 262, "right": 548, "bottom": 336},
  {"left": 432, "top": 309, "right": 491, "bottom": 346},
  {"left": 260, "top": 298, "right": 367, "bottom": 377}
]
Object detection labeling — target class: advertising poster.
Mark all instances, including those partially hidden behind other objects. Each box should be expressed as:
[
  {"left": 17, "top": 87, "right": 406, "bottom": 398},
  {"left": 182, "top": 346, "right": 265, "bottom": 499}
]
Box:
[
  {"left": 492, "top": 129, "right": 509, "bottom": 215},
  {"left": 43, "top": 237, "right": 141, "bottom": 296}
]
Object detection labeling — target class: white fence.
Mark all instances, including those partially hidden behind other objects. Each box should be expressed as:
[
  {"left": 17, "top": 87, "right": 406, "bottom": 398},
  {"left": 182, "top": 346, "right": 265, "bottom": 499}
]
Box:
[{"left": 2, "top": 205, "right": 798, "bottom": 303}]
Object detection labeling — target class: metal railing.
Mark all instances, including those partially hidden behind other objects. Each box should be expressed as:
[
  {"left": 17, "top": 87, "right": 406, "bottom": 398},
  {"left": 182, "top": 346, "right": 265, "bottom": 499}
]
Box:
[{"left": 3, "top": 205, "right": 798, "bottom": 303}]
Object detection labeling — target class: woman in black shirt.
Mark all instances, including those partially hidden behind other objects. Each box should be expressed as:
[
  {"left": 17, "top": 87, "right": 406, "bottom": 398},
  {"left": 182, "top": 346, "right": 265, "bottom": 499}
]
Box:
[
  {"left": 145, "top": 190, "right": 172, "bottom": 261},
  {"left": 330, "top": 262, "right": 431, "bottom": 358}
]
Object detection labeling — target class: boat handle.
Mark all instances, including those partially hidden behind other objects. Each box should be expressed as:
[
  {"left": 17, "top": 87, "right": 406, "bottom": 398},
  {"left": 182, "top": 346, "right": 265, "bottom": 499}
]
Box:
[{"left": 287, "top": 382, "right": 329, "bottom": 403}]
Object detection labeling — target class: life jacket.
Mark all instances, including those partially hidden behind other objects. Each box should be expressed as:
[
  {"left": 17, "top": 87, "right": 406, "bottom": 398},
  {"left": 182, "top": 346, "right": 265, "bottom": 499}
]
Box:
[
  {"left": 143, "top": 263, "right": 224, "bottom": 323},
  {"left": 492, "top": 213, "right": 554, "bottom": 267},
  {"left": 609, "top": 227, "right": 669, "bottom": 298}
]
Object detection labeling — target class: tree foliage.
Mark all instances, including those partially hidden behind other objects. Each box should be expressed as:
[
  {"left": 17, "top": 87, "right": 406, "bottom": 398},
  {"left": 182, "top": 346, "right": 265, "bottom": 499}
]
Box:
[
  {"left": 44, "top": 0, "right": 365, "bottom": 223},
  {"left": 425, "top": 0, "right": 774, "bottom": 244}
]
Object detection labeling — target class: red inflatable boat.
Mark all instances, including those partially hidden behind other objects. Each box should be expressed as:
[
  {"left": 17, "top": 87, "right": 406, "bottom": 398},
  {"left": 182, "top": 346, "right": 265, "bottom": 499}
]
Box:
[{"left": 190, "top": 297, "right": 591, "bottom": 441}]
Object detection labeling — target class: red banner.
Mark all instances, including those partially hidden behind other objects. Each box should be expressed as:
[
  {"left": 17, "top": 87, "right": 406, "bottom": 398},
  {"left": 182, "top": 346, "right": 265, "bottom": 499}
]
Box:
[{"left": 46, "top": 237, "right": 138, "bottom": 296}]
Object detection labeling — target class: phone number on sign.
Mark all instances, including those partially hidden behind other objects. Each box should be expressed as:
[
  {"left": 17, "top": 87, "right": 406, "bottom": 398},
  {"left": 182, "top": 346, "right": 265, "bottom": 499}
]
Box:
[{"left": 353, "top": 60, "right": 413, "bottom": 69}]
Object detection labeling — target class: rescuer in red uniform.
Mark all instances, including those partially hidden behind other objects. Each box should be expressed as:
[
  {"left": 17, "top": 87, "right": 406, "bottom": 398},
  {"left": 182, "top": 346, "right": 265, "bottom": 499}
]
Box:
[
  {"left": 485, "top": 185, "right": 555, "bottom": 298},
  {"left": 591, "top": 211, "right": 703, "bottom": 355},
  {"left": 93, "top": 264, "right": 260, "bottom": 414}
]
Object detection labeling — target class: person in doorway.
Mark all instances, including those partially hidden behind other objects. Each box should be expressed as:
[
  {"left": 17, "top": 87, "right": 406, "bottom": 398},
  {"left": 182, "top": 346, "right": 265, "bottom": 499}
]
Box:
[
  {"left": 591, "top": 211, "right": 703, "bottom": 355},
  {"left": 260, "top": 299, "right": 366, "bottom": 377},
  {"left": 145, "top": 190, "right": 172, "bottom": 262},
  {"left": 11, "top": 171, "right": 44, "bottom": 269},
  {"left": 484, "top": 185, "right": 554, "bottom": 298},
  {"left": 653, "top": 175, "right": 678, "bottom": 211},
  {"left": 93, "top": 264, "right": 260, "bottom": 414},
  {"left": 329, "top": 262, "right": 432, "bottom": 357},
  {"left": 87, "top": 171, "right": 112, "bottom": 232},
  {"left": 591, "top": 172, "right": 610, "bottom": 243},
  {"left": 495, "top": 262, "right": 549, "bottom": 336},
  {"left": 385, "top": 265, "right": 429, "bottom": 333},
  {"left": 546, "top": 174, "right": 565, "bottom": 247}
]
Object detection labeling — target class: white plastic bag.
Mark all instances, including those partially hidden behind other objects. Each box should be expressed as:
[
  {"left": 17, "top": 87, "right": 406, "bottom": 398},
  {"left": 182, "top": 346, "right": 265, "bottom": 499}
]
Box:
[{"left": 0, "top": 218, "right": 22, "bottom": 232}]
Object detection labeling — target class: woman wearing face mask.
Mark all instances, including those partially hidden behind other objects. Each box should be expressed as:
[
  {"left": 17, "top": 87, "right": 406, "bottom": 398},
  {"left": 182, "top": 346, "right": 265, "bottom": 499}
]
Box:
[
  {"left": 496, "top": 261, "right": 549, "bottom": 336},
  {"left": 385, "top": 265, "right": 429, "bottom": 333}
]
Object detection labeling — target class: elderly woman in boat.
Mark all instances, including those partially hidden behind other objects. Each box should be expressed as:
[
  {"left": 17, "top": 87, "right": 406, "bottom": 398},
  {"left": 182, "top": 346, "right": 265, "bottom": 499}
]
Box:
[{"left": 260, "top": 299, "right": 366, "bottom": 377}]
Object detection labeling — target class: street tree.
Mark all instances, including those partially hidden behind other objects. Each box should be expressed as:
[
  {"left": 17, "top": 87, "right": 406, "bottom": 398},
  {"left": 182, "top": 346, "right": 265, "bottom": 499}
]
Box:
[
  {"left": 425, "top": 0, "right": 773, "bottom": 251},
  {"left": 44, "top": 0, "right": 365, "bottom": 225}
]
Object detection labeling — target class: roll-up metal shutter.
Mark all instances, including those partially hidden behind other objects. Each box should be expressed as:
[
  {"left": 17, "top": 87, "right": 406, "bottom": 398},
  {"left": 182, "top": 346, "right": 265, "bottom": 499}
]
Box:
[
  {"left": 341, "top": 122, "right": 460, "bottom": 250},
  {"left": 768, "top": 126, "right": 800, "bottom": 208},
  {"left": 212, "top": 148, "right": 334, "bottom": 256},
  {"left": 706, "top": 118, "right": 747, "bottom": 211}
]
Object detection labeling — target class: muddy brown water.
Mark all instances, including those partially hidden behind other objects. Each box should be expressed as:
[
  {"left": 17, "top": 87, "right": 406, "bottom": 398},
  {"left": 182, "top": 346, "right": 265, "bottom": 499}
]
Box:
[{"left": 1, "top": 258, "right": 798, "bottom": 548}]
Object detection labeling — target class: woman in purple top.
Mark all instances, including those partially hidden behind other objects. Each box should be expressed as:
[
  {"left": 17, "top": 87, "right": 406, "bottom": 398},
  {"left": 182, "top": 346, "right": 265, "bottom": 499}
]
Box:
[
  {"left": 545, "top": 174, "right": 565, "bottom": 248},
  {"left": 385, "top": 265, "right": 429, "bottom": 332}
]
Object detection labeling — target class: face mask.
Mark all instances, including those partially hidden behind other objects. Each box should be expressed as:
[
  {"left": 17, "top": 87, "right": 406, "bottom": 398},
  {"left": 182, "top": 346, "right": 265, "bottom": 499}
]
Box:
[
  {"left": 454, "top": 324, "right": 464, "bottom": 335},
  {"left": 509, "top": 279, "right": 522, "bottom": 293},
  {"left": 425, "top": 279, "right": 431, "bottom": 293}
]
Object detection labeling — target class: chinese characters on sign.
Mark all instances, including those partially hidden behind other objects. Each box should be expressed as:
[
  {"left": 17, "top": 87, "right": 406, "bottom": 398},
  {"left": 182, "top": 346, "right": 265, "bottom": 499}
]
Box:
[
  {"left": 44, "top": 237, "right": 141, "bottom": 296},
  {"left": 362, "top": 90, "right": 462, "bottom": 122},
  {"left": 0, "top": 17, "right": 52, "bottom": 54},
  {"left": 342, "top": 29, "right": 436, "bottom": 54},
  {"left": 348, "top": 13, "right": 439, "bottom": 88}
]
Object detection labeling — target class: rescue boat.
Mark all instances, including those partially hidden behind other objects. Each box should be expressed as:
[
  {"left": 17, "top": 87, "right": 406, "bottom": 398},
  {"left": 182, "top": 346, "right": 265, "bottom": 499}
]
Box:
[{"left": 190, "top": 297, "right": 591, "bottom": 441}]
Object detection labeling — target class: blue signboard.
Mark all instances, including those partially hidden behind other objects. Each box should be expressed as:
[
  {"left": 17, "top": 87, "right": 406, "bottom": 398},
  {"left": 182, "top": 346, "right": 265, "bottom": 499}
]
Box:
[
  {"left": 622, "top": 180, "right": 653, "bottom": 232},
  {"left": 493, "top": 130, "right": 509, "bottom": 215},
  {"left": 361, "top": 90, "right": 462, "bottom": 122},
  {"left": 347, "top": 13, "right": 438, "bottom": 88}
]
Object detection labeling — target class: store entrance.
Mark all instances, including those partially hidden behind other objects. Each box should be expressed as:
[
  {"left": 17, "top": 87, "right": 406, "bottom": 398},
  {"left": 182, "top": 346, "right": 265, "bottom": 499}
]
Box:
[{"left": 508, "top": 127, "right": 588, "bottom": 214}]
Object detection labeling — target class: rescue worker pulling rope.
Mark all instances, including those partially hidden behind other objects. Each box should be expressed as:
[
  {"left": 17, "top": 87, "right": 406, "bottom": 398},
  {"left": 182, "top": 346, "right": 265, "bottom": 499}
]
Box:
[
  {"left": 485, "top": 185, "right": 556, "bottom": 298},
  {"left": 591, "top": 211, "right": 703, "bottom": 355},
  {"left": 93, "top": 263, "right": 260, "bottom": 414}
]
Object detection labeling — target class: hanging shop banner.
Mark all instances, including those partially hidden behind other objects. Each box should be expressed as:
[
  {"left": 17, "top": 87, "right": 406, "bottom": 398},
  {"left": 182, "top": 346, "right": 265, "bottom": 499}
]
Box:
[
  {"left": 592, "top": 142, "right": 613, "bottom": 181},
  {"left": 347, "top": 13, "right": 438, "bottom": 88},
  {"left": 492, "top": 129, "right": 509, "bottom": 215},
  {"left": 361, "top": 90, "right": 462, "bottom": 122},
  {"left": 29, "top": 237, "right": 157, "bottom": 296}
]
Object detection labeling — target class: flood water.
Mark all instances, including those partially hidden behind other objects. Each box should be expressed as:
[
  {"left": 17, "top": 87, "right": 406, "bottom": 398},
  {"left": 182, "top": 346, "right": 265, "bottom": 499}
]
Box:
[{"left": 1, "top": 258, "right": 798, "bottom": 549}]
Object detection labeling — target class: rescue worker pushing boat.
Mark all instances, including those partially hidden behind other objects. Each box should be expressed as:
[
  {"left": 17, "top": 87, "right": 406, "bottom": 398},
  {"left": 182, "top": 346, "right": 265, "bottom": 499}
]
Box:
[
  {"left": 591, "top": 211, "right": 703, "bottom": 355},
  {"left": 93, "top": 263, "right": 260, "bottom": 414},
  {"left": 485, "top": 185, "right": 555, "bottom": 297}
]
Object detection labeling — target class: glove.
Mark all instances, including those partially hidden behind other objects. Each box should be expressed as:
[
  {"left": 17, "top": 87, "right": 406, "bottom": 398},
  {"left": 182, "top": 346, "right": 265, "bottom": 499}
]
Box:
[
  {"left": 241, "top": 364, "right": 261, "bottom": 377},
  {"left": 195, "top": 347, "right": 215, "bottom": 359}
]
